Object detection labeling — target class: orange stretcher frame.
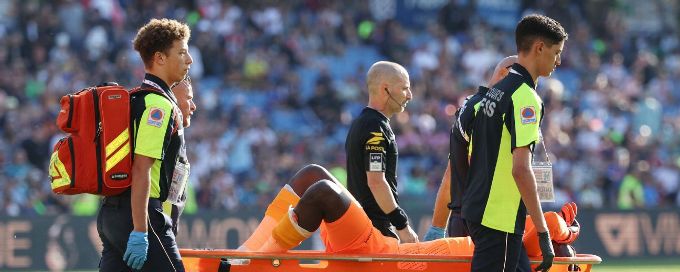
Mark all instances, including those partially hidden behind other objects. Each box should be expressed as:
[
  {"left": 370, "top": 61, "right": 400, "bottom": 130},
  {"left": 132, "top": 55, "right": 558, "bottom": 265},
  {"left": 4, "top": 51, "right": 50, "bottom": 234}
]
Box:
[{"left": 180, "top": 249, "right": 602, "bottom": 272}]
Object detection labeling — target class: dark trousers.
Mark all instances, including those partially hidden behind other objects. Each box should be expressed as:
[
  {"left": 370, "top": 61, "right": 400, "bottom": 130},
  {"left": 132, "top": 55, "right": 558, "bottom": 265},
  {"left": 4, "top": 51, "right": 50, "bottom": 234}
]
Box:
[
  {"left": 466, "top": 220, "right": 530, "bottom": 272},
  {"left": 97, "top": 192, "right": 184, "bottom": 272}
]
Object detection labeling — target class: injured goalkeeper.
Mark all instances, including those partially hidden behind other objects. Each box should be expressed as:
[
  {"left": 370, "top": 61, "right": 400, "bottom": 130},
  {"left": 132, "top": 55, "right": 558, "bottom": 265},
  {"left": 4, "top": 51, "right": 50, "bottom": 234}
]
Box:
[{"left": 238, "top": 164, "right": 580, "bottom": 258}]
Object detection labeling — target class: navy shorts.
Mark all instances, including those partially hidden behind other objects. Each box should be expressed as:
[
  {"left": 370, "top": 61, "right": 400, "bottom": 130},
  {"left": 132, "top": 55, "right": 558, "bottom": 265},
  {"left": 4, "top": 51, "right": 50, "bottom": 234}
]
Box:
[
  {"left": 466, "top": 220, "right": 530, "bottom": 272},
  {"left": 97, "top": 192, "right": 184, "bottom": 272}
]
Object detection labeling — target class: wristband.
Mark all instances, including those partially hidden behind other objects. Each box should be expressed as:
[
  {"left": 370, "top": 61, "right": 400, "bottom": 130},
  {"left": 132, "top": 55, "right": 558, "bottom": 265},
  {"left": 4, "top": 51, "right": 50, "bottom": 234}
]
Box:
[{"left": 387, "top": 207, "right": 409, "bottom": 230}]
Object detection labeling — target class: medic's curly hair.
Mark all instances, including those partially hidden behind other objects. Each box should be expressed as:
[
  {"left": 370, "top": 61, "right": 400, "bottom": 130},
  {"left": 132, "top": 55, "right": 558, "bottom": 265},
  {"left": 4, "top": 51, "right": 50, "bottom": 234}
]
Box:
[{"left": 132, "top": 18, "right": 191, "bottom": 68}]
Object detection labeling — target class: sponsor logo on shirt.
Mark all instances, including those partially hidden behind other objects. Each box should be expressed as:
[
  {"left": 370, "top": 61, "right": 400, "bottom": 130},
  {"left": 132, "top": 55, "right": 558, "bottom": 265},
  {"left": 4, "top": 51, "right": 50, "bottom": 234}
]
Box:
[
  {"left": 147, "top": 107, "right": 164, "bottom": 127},
  {"left": 366, "top": 132, "right": 385, "bottom": 145},
  {"left": 521, "top": 106, "right": 536, "bottom": 124},
  {"left": 365, "top": 145, "right": 384, "bottom": 151}
]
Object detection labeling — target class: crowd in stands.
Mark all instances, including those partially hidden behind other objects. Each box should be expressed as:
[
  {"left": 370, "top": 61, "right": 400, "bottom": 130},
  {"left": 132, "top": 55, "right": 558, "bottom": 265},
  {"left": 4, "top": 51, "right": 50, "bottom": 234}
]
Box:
[{"left": 1, "top": 0, "right": 679, "bottom": 217}]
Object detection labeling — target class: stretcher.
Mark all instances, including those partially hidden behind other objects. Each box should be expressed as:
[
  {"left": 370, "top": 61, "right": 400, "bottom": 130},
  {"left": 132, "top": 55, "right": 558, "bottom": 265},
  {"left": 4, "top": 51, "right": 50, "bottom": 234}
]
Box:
[{"left": 180, "top": 249, "right": 601, "bottom": 272}]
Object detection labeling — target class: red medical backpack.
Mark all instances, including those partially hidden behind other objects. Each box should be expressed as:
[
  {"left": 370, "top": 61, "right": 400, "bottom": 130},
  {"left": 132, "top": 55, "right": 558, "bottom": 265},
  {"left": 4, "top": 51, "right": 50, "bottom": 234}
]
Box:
[{"left": 49, "top": 83, "right": 168, "bottom": 196}]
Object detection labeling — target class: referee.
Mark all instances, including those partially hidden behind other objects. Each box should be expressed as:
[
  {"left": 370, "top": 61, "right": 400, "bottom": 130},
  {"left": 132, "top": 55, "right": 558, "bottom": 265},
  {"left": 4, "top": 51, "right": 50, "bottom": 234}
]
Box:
[
  {"left": 345, "top": 61, "right": 418, "bottom": 243},
  {"left": 463, "top": 14, "right": 567, "bottom": 272}
]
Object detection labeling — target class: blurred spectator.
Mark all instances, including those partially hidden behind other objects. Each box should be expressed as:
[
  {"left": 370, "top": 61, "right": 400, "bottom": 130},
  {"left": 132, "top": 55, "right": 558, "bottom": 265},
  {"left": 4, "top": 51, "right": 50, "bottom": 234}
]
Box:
[
  {"left": 578, "top": 182, "right": 605, "bottom": 209},
  {"left": 618, "top": 170, "right": 645, "bottom": 209},
  {"left": 1, "top": 0, "right": 679, "bottom": 216}
]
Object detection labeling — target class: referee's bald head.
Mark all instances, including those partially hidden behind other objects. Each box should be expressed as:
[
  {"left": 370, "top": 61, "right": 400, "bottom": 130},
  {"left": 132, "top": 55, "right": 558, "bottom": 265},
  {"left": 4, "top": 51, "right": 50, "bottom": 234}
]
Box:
[{"left": 366, "top": 61, "right": 408, "bottom": 95}]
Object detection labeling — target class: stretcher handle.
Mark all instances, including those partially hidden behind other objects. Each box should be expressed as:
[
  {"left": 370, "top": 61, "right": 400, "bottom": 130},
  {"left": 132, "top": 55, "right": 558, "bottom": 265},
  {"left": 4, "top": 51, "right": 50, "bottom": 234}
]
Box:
[{"left": 179, "top": 249, "right": 601, "bottom": 265}]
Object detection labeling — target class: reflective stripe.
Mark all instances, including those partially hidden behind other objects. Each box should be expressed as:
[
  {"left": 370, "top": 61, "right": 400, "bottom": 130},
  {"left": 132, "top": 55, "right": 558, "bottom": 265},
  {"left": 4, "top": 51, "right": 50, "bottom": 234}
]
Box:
[
  {"left": 457, "top": 96, "right": 472, "bottom": 142},
  {"left": 105, "top": 128, "right": 131, "bottom": 172},
  {"left": 106, "top": 128, "right": 129, "bottom": 158},
  {"left": 502, "top": 232, "right": 509, "bottom": 271},
  {"left": 106, "top": 142, "right": 130, "bottom": 172},
  {"left": 50, "top": 151, "right": 71, "bottom": 189}
]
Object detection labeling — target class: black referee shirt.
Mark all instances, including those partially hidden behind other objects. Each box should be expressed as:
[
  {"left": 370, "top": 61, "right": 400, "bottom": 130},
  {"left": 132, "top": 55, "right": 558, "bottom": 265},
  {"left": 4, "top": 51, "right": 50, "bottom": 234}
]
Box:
[{"left": 346, "top": 107, "right": 399, "bottom": 223}]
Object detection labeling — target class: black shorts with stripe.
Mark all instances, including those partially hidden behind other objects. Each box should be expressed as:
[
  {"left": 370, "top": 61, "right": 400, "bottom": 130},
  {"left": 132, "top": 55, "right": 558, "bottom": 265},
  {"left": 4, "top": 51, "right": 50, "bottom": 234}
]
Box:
[{"left": 466, "top": 220, "right": 530, "bottom": 272}]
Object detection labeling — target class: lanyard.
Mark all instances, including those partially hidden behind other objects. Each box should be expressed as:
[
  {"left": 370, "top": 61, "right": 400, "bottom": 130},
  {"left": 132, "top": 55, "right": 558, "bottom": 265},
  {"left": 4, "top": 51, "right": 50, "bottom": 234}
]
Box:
[
  {"left": 142, "top": 79, "right": 164, "bottom": 92},
  {"left": 142, "top": 79, "right": 179, "bottom": 105},
  {"left": 531, "top": 131, "right": 552, "bottom": 165}
]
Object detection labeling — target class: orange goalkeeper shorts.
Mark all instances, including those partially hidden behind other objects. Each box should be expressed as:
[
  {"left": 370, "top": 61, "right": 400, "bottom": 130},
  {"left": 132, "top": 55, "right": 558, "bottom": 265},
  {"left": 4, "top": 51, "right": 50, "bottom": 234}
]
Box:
[
  {"left": 320, "top": 201, "right": 397, "bottom": 254},
  {"left": 319, "top": 201, "right": 475, "bottom": 255}
]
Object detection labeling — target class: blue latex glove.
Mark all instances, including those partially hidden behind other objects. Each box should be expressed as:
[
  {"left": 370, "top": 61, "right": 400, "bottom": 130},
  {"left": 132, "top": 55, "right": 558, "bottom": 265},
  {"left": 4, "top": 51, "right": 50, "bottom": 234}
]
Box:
[
  {"left": 124, "top": 231, "right": 149, "bottom": 270},
  {"left": 423, "top": 226, "right": 446, "bottom": 241}
]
